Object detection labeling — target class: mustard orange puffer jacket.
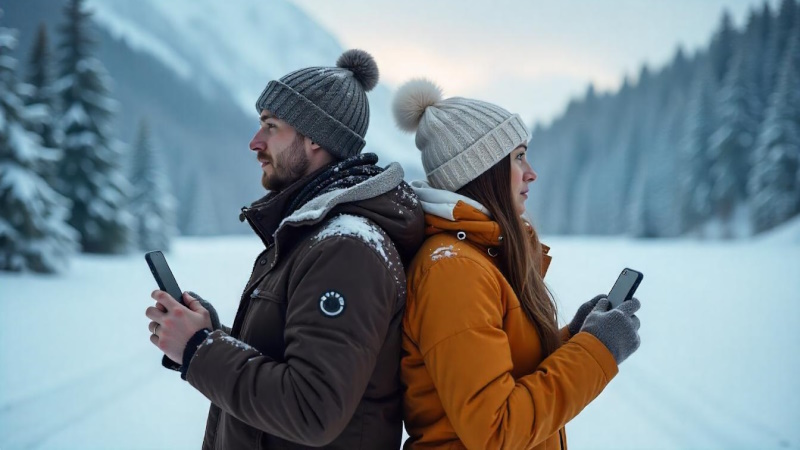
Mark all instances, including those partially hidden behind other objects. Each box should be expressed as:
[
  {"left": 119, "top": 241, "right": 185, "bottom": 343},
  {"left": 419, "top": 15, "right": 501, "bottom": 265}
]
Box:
[{"left": 401, "top": 194, "right": 619, "bottom": 450}]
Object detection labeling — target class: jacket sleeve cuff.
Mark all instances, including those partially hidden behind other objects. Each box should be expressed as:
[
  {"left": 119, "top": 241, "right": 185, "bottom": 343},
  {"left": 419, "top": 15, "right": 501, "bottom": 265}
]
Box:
[
  {"left": 161, "top": 354, "right": 181, "bottom": 372},
  {"left": 180, "top": 328, "right": 212, "bottom": 380},
  {"left": 572, "top": 331, "right": 619, "bottom": 381}
]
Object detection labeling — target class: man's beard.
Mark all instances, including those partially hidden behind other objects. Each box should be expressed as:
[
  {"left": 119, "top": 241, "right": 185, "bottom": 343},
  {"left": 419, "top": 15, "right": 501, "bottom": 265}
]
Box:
[{"left": 261, "top": 134, "right": 310, "bottom": 192}]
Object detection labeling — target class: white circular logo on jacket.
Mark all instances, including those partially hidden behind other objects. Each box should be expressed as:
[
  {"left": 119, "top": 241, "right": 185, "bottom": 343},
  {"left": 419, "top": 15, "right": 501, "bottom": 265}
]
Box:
[{"left": 319, "top": 291, "right": 345, "bottom": 317}]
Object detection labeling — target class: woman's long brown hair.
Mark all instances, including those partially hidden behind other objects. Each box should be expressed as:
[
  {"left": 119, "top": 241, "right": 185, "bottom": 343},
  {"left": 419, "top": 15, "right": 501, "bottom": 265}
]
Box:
[{"left": 457, "top": 155, "right": 561, "bottom": 357}]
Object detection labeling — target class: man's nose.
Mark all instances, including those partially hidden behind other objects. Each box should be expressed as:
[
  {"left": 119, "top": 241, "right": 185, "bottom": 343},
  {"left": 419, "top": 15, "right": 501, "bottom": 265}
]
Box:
[{"left": 250, "top": 129, "right": 265, "bottom": 152}]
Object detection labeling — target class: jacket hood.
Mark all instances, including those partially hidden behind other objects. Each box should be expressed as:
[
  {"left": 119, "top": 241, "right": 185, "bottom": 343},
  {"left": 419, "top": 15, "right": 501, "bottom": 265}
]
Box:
[
  {"left": 329, "top": 163, "right": 425, "bottom": 264},
  {"left": 243, "top": 162, "right": 425, "bottom": 265},
  {"left": 410, "top": 179, "right": 501, "bottom": 248},
  {"left": 410, "top": 179, "right": 551, "bottom": 274}
]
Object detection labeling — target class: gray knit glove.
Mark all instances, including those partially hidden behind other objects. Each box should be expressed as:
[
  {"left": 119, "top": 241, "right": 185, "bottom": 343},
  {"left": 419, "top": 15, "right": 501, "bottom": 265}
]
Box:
[
  {"left": 186, "top": 291, "right": 222, "bottom": 331},
  {"left": 567, "top": 294, "right": 605, "bottom": 337},
  {"left": 579, "top": 297, "right": 641, "bottom": 365}
]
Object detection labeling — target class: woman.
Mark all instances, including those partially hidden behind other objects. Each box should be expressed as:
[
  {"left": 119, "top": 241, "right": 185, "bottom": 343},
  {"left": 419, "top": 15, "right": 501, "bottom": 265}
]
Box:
[{"left": 393, "top": 79, "right": 642, "bottom": 450}]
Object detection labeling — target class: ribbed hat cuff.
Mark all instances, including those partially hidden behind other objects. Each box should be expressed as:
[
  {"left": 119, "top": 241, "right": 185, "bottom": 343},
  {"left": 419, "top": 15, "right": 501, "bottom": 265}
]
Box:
[
  {"left": 256, "top": 81, "right": 366, "bottom": 159},
  {"left": 427, "top": 114, "right": 529, "bottom": 191}
]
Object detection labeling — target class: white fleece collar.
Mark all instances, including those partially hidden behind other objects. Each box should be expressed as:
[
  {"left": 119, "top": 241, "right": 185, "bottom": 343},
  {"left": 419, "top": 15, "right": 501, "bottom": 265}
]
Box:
[
  {"left": 279, "top": 162, "right": 404, "bottom": 229},
  {"left": 409, "top": 180, "right": 491, "bottom": 221}
]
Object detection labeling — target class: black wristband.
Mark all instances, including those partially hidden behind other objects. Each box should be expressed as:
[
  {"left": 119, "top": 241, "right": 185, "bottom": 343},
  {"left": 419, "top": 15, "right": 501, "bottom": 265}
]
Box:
[{"left": 181, "top": 328, "right": 211, "bottom": 380}]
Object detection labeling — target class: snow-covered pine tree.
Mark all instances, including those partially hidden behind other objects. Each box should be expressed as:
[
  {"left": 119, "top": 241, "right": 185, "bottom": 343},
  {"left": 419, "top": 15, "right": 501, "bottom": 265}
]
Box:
[
  {"left": 708, "top": 11, "right": 736, "bottom": 84},
  {"left": 541, "top": 99, "right": 585, "bottom": 234},
  {"left": 568, "top": 86, "right": 599, "bottom": 235},
  {"left": 756, "top": 2, "right": 776, "bottom": 105},
  {"left": 633, "top": 51, "right": 689, "bottom": 238},
  {"left": 748, "top": 12, "right": 800, "bottom": 233},
  {"left": 580, "top": 85, "right": 621, "bottom": 235},
  {"left": 0, "top": 22, "right": 78, "bottom": 273},
  {"left": 24, "top": 24, "right": 61, "bottom": 152},
  {"left": 56, "top": 0, "right": 132, "bottom": 253},
  {"left": 678, "top": 62, "right": 718, "bottom": 235},
  {"left": 741, "top": 4, "right": 772, "bottom": 128},
  {"left": 625, "top": 64, "right": 667, "bottom": 237},
  {"left": 602, "top": 76, "right": 637, "bottom": 235},
  {"left": 129, "top": 119, "right": 175, "bottom": 251},
  {"left": 22, "top": 23, "right": 62, "bottom": 191},
  {"left": 707, "top": 49, "right": 760, "bottom": 236},
  {"left": 762, "top": 0, "right": 798, "bottom": 108},
  {"left": 670, "top": 46, "right": 694, "bottom": 96},
  {"left": 774, "top": 0, "right": 799, "bottom": 65}
]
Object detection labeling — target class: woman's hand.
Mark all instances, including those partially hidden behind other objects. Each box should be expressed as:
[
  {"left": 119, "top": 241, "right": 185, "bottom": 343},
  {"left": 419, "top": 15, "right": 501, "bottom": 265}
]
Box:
[
  {"left": 579, "top": 297, "right": 641, "bottom": 365},
  {"left": 567, "top": 294, "right": 605, "bottom": 337}
]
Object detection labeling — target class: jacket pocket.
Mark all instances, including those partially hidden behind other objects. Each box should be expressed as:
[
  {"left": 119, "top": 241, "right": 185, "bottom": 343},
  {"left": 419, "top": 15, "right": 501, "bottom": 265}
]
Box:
[
  {"left": 240, "top": 289, "right": 287, "bottom": 360},
  {"left": 249, "top": 288, "right": 284, "bottom": 303}
]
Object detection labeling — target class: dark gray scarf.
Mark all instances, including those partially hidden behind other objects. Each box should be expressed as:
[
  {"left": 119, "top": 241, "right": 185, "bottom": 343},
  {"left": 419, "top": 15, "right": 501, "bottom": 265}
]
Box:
[{"left": 284, "top": 152, "right": 383, "bottom": 217}]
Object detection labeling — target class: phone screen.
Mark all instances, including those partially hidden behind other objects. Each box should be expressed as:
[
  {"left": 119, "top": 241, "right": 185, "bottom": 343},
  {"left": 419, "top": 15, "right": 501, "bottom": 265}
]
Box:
[
  {"left": 145, "top": 251, "right": 184, "bottom": 304},
  {"left": 608, "top": 268, "right": 643, "bottom": 309}
]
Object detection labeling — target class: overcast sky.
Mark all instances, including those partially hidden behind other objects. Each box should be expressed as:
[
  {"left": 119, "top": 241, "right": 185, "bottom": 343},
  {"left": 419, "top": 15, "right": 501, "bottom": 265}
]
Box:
[{"left": 291, "top": 0, "right": 780, "bottom": 127}]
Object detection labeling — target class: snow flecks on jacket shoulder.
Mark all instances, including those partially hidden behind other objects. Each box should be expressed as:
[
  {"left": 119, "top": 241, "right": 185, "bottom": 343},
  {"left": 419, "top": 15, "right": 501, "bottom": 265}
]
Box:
[
  {"left": 430, "top": 245, "right": 457, "bottom": 261},
  {"left": 315, "top": 214, "right": 388, "bottom": 263},
  {"left": 396, "top": 183, "right": 419, "bottom": 207}
]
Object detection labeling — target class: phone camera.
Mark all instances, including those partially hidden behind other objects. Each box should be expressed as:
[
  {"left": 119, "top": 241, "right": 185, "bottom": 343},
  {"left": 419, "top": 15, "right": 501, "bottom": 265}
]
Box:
[{"left": 622, "top": 269, "right": 628, "bottom": 275}]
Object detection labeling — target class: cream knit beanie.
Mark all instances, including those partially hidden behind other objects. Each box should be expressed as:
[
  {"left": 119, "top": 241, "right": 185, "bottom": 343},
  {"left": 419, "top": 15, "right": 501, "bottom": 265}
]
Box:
[{"left": 392, "top": 79, "right": 529, "bottom": 191}]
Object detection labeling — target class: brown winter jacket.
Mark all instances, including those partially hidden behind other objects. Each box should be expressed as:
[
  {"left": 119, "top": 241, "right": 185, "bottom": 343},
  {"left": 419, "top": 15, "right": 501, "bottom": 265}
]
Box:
[
  {"left": 401, "top": 183, "right": 619, "bottom": 450},
  {"left": 185, "top": 162, "right": 425, "bottom": 449}
]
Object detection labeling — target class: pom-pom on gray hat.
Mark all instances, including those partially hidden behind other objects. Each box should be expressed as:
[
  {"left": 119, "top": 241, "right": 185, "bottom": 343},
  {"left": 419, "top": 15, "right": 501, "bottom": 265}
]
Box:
[
  {"left": 392, "top": 78, "right": 529, "bottom": 191},
  {"left": 255, "top": 49, "right": 379, "bottom": 160}
]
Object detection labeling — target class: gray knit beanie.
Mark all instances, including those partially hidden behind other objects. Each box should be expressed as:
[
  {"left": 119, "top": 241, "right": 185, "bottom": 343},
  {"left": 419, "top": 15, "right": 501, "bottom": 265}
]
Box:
[
  {"left": 392, "top": 79, "right": 529, "bottom": 191},
  {"left": 255, "top": 49, "right": 379, "bottom": 160}
]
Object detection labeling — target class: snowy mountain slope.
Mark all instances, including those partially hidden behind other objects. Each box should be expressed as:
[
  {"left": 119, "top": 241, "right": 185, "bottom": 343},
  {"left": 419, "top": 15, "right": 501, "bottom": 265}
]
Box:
[
  {"left": 85, "top": 0, "right": 422, "bottom": 173},
  {"left": 0, "top": 236, "right": 797, "bottom": 448},
  {"left": 5, "top": 0, "right": 267, "bottom": 235},
  {"left": 5, "top": 0, "right": 422, "bottom": 236},
  {"left": 85, "top": 0, "right": 340, "bottom": 111}
]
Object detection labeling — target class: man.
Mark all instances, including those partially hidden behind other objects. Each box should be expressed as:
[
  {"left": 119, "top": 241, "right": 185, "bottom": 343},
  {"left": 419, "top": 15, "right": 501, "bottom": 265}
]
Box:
[{"left": 145, "top": 49, "right": 424, "bottom": 449}]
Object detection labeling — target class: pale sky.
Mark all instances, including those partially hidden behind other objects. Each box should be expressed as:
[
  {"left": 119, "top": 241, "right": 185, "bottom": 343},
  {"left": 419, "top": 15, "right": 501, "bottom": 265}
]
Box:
[{"left": 291, "top": 0, "right": 779, "bottom": 127}]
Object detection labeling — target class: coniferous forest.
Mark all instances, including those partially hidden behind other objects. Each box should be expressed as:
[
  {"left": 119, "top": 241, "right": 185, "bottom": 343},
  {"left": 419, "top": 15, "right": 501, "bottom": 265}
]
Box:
[
  {"left": 0, "top": 0, "right": 174, "bottom": 273},
  {"left": 528, "top": 0, "right": 800, "bottom": 238},
  {"left": 1, "top": 1, "right": 798, "bottom": 274}
]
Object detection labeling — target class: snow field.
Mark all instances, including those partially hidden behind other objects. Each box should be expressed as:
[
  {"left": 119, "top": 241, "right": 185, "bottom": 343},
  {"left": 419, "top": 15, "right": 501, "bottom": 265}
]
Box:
[{"left": 1, "top": 233, "right": 798, "bottom": 449}]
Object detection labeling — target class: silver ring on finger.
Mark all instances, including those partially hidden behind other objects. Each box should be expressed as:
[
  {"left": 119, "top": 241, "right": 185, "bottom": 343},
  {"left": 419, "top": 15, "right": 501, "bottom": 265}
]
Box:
[{"left": 153, "top": 322, "right": 160, "bottom": 336}]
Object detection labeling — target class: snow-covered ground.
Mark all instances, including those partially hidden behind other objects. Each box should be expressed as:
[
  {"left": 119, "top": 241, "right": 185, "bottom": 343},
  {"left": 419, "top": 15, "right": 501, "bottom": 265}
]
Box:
[{"left": 1, "top": 231, "right": 798, "bottom": 449}]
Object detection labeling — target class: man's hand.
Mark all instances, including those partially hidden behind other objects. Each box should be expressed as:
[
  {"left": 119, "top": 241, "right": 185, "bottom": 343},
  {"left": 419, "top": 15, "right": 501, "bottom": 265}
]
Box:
[{"left": 146, "top": 291, "right": 213, "bottom": 364}]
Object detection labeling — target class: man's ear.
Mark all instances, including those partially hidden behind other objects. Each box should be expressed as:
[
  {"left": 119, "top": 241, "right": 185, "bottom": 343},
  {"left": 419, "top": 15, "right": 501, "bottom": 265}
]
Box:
[
  {"left": 304, "top": 136, "right": 334, "bottom": 168},
  {"left": 306, "top": 137, "right": 321, "bottom": 152}
]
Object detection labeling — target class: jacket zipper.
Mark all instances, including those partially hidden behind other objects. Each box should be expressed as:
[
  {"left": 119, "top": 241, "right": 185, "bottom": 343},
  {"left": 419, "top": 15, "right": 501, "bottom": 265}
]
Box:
[
  {"left": 210, "top": 241, "right": 274, "bottom": 450},
  {"left": 214, "top": 208, "right": 335, "bottom": 446}
]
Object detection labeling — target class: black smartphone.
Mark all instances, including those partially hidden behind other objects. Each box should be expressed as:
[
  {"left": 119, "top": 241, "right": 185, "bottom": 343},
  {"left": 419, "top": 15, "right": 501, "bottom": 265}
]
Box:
[
  {"left": 144, "top": 250, "right": 184, "bottom": 305},
  {"left": 608, "top": 268, "right": 643, "bottom": 309}
]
